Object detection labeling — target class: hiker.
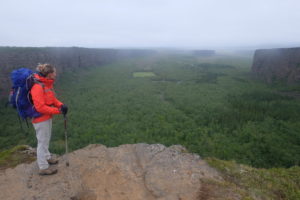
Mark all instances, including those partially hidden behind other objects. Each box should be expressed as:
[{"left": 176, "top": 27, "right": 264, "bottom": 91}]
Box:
[{"left": 31, "top": 63, "right": 68, "bottom": 175}]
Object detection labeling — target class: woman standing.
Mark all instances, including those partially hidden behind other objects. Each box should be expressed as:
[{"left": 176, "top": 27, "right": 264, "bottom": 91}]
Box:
[{"left": 31, "top": 63, "right": 68, "bottom": 175}]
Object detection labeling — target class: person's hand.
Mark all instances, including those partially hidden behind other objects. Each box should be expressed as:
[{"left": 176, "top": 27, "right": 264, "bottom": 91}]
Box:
[{"left": 60, "top": 104, "right": 68, "bottom": 115}]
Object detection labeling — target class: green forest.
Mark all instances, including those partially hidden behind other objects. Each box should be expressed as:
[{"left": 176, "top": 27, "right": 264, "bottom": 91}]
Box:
[{"left": 1, "top": 53, "right": 300, "bottom": 168}]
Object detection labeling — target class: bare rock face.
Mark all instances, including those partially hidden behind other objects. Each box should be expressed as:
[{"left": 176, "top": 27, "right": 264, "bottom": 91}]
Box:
[
  {"left": 252, "top": 47, "right": 300, "bottom": 84},
  {"left": 0, "top": 143, "right": 228, "bottom": 200}
]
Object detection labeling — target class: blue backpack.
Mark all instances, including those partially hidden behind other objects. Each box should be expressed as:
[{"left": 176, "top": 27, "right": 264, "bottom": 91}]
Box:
[{"left": 9, "top": 68, "right": 43, "bottom": 120}]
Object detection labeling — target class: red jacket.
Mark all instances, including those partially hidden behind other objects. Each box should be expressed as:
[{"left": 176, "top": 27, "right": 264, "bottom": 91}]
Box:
[{"left": 31, "top": 73, "right": 63, "bottom": 123}]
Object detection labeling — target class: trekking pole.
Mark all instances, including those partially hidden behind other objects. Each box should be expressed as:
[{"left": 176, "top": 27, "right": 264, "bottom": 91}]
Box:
[
  {"left": 17, "top": 114, "right": 25, "bottom": 134},
  {"left": 64, "top": 114, "right": 70, "bottom": 167}
]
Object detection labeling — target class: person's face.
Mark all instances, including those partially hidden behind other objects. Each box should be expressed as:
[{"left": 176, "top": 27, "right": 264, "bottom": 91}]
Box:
[{"left": 47, "top": 69, "right": 56, "bottom": 80}]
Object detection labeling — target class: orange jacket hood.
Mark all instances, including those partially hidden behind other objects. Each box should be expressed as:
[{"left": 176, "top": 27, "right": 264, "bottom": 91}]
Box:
[{"left": 31, "top": 73, "right": 63, "bottom": 123}]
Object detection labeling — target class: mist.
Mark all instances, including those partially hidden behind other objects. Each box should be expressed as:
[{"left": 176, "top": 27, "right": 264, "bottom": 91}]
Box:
[{"left": 0, "top": 0, "right": 300, "bottom": 49}]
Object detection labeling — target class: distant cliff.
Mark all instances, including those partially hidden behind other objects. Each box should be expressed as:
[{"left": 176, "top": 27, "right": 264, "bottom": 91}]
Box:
[
  {"left": 0, "top": 47, "right": 155, "bottom": 98},
  {"left": 252, "top": 47, "right": 300, "bottom": 84}
]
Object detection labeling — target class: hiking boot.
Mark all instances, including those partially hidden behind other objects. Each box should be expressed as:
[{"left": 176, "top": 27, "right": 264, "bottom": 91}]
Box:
[
  {"left": 39, "top": 166, "right": 58, "bottom": 176},
  {"left": 47, "top": 158, "right": 59, "bottom": 165}
]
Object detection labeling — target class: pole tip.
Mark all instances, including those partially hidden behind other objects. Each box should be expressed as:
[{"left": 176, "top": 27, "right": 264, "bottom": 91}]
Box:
[{"left": 66, "top": 162, "right": 69, "bottom": 167}]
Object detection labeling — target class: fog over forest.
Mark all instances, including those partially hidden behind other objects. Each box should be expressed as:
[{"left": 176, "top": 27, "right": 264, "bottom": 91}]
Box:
[{"left": 0, "top": 0, "right": 300, "bottom": 49}]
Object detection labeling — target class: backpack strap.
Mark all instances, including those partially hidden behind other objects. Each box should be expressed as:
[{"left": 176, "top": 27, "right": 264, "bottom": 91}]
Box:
[
  {"left": 33, "top": 76, "right": 54, "bottom": 94},
  {"left": 35, "top": 81, "right": 45, "bottom": 89},
  {"left": 29, "top": 73, "right": 45, "bottom": 90}
]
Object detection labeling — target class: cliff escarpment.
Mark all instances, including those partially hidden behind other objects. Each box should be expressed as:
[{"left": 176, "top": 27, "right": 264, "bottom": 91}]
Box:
[
  {"left": 0, "top": 47, "right": 155, "bottom": 98},
  {"left": 0, "top": 144, "right": 224, "bottom": 200},
  {"left": 252, "top": 47, "right": 300, "bottom": 84},
  {"left": 1, "top": 144, "right": 299, "bottom": 200}
]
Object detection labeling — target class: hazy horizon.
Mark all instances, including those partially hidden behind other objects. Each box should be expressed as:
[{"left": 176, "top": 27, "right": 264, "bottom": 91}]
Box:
[{"left": 1, "top": 0, "right": 300, "bottom": 49}]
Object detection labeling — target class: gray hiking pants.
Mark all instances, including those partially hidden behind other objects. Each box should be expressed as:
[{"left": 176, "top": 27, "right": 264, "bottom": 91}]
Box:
[{"left": 33, "top": 119, "right": 52, "bottom": 170}]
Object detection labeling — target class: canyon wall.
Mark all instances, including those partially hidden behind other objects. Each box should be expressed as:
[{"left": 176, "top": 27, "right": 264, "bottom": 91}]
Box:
[{"left": 252, "top": 47, "right": 300, "bottom": 84}]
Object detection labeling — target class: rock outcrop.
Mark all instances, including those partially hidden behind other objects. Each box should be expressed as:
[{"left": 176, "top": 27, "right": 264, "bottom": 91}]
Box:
[
  {"left": 252, "top": 47, "right": 300, "bottom": 83},
  {"left": 0, "top": 143, "right": 229, "bottom": 200}
]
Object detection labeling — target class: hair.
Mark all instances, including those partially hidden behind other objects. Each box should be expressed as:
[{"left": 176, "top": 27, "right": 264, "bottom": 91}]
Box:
[{"left": 36, "top": 63, "right": 56, "bottom": 77}]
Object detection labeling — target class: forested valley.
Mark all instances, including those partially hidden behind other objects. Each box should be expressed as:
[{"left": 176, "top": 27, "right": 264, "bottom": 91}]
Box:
[{"left": 1, "top": 53, "right": 300, "bottom": 168}]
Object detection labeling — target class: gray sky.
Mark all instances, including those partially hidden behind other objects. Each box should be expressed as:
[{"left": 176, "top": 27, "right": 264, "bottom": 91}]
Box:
[{"left": 1, "top": 0, "right": 300, "bottom": 49}]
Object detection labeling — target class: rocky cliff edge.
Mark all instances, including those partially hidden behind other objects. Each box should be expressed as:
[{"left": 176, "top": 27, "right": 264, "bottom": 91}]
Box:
[
  {"left": 1, "top": 144, "right": 299, "bottom": 200},
  {"left": 0, "top": 143, "right": 235, "bottom": 200}
]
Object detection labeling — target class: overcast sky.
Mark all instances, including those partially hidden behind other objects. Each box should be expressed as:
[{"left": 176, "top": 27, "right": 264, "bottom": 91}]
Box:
[{"left": 0, "top": 0, "right": 300, "bottom": 49}]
